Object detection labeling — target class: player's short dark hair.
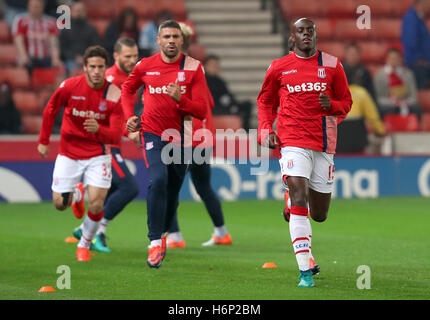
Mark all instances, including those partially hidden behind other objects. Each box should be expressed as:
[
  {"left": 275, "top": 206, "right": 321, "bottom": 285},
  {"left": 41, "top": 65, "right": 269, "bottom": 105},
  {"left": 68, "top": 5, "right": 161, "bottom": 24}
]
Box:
[
  {"left": 345, "top": 42, "right": 360, "bottom": 51},
  {"left": 158, "top": 20, "right": 183, "bottom": 36},
  {"left": 386, "top": 47, "right": 402, "bottom": 56},
  {"left": 83, "top": 45, "right": 109, "bottom": 66},
  {"left": 204, "top": 54, "right": 219, "bottom": 64},
  {"left": 114, "top": 37, "right": 137, "bottom": 53}
]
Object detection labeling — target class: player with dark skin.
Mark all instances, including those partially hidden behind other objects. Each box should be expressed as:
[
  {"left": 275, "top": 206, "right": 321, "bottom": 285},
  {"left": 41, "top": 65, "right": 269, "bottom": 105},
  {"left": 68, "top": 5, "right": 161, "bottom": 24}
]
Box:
[{"left": 264, "top": 18, "right": 331, "bottom": 223}]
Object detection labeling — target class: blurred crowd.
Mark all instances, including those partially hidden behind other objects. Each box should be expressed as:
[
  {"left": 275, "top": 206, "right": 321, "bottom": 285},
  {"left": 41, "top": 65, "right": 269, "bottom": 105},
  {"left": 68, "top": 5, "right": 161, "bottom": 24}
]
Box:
[{"left": 1, "top": 0, "right": 429, "bottom": 155}]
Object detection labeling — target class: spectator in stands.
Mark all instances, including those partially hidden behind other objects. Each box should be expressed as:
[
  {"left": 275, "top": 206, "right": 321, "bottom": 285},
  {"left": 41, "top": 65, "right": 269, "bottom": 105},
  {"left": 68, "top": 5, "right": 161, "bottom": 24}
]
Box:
[
  {"left": 0, "top": 82, "right": 22, "bottom": 134},
  {"left": 104, "top": 7, "right": 140, "bottom": 64},
  {"left": 204, "top": 54, "right": 252, "bottom": 131},
  {"left": 401, "top": 0, "right": 430, "bottom": 89},
  {"left": 59, "top": 1, "right": 100, "bottom": 76},
  {"left": 342, "top": 42, "right": 377, "bottom": 101},
  {"left": 139, "top": 10, "right": 173, "bottom": 57},
  {"left": 337, "top": 77, "right": 385, "bottom": 154},
  {"left": 374, "top": 47, "right": 422, "bottom": 120},
  {"left": 12, "top": 0, "right": 62, "bottom": 74}
]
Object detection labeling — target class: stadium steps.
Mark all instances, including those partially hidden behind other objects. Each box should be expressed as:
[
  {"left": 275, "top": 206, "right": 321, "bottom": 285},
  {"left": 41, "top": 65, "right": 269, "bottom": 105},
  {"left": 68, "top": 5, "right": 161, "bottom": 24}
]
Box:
[{"left": 185, "top": 0, "right": 284, "bottom": 128}]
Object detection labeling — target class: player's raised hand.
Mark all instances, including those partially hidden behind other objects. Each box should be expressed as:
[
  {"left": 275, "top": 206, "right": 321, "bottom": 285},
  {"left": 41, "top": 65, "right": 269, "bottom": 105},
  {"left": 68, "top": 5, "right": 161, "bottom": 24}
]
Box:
[
  {"left": 319, "top": 92, "right": 331, "bottom": 110},
  {"left": 167, "top": 79, "right": 181, "bottom": 102},
  {"left": 83, "top": 118, "right": 99, "bottom": 133},
  {"left": 37, "top": 143, "right": 50, "bottom": 158},
  {"left": 126, "top": 115, "right": 139, "bottom": 133}
]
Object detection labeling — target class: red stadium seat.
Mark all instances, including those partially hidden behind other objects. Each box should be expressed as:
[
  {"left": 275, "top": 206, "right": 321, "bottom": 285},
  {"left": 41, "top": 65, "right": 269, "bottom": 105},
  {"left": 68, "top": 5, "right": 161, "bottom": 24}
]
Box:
[
  {"left": 418, "top": 90, "right": 430, "bottom": 112},
  {"left": 91, "top": 19, "right": 110, "bottom": 37},
  {"left": 119, "top": 0, "right": 153, "bottom": 18},
  {"left": 188, "top": 43, "right": 206, "bottom": 62},
  {"left": 421, "top": 113, "right": 430, "bottom": 131},
  {"left": 334, "top": 19, "right": 370, "bottom": 40},
  {"left": 0, "top": 44, "right": 17, "bottom": 65},
  {"left": 391, "top": 0, "right": 414, "bottom": 16},
  {"left": 21, "top": 115, "right": 43, "bottom": 134},
  {"left": 83, "top": 0, "right": 115, "bottom": 19},
  {"left": 0, "top": 67, "right": 31, "bottom": 89},
  {"left": 279, "top": 0, "right": 322, "bottom": 18},
  {"left": 354, "top": 0, "right": 395, "bottom": 16},
  {"left": 312, "top": 18, "right": 335, "bottom": 40},
  {"left": 358, "top": 41, "right": 387, "bottom": 64},
  {"left": 13, "top": 91, "right": 40, "bottom": 115},
  {"left": 213, "top": 115, "right": 243, "bottom": 130},
  {"left": 383, "top": 114, "right": 419, "bottom": 133},
  {"left": 372, "top": 19, "right": 402, "bottom": 40},
  {"left": 153, "top": 0, "right": 187, "bottom": 20},
  {"left": 316, "top": 41, "right": 345, "bottom": 60},
  {"left": 323, "top": 0, "right": 357, "bottom": 17},
  {"left": 31, "top": 68, "right": 61, "bottom": 89},
  {"left": 0, "top": 21, "right": 10, "bottom": 42}
]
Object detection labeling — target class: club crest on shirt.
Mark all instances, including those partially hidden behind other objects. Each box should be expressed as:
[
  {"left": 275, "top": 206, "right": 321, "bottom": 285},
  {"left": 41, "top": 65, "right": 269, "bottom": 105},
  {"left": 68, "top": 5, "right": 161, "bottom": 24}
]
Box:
[
  {"left": 146, "top": 141, "right": 154, "bottom": 150},
  {"left": 318, "top": 68, "right": 326, "bottom": 79},
  {"left": 178, "top": 71, "right": 185, "bottom": 82},
  {"left": 98, "top": 101, "right": 107, "bottom": 111},
  {"left": 287, "top": 159, "right": 294, "bottom": 169},
  {"left": 106, "top": 75, "right": 114, "bottom": 83}
]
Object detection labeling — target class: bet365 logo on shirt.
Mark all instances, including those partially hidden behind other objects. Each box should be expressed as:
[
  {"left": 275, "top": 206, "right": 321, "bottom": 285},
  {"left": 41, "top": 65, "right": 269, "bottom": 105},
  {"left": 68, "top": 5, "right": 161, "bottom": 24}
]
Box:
[
  {"left": 286, "top": 82, "right": 327, "bottom": 93},
  {"left": 148, "top": 85, "right": 186, "bottom": 95}
]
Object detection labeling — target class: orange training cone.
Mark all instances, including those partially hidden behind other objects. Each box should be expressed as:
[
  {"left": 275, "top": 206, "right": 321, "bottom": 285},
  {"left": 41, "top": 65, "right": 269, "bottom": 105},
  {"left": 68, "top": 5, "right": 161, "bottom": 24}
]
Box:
[
  {"left": 65, "top": 237, "right": 78, "bottom": 243},
  {"left": 262, "top": 262, "right": 277, "bottom": 268},
  {"left": 38, "top": 286, "right": 56, "bottom": 292}
]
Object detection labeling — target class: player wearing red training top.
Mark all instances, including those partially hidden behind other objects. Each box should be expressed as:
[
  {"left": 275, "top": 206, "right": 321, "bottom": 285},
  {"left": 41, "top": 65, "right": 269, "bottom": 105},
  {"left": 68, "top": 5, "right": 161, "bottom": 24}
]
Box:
[
  {"left": 166, "top": 23, "right": 232, "bottom": 248},
  {"left": 122, "top": 20, "right": 207, "bottom": 268},
  {"left": 72, "top": 38, "right": 140, "bottom": 253},
  {"left": 38, "top": 45, "right": 123, "bottom": 262},
  {"left": 257, "top": 18, "right": 352, "bottom": 287}
]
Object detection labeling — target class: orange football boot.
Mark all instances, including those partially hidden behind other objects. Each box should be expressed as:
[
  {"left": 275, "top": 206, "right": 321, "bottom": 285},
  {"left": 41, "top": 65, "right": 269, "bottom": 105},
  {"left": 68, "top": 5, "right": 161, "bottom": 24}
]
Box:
[
  {"left": 147, "top": 246, "right": 162, "bottom": 268},
  {"left": 71, "top": 183, "right": 85, "bottom": 219},
  {"left": 167, "top": 238, "right": 186, "bottom": 249},
  {"left": 76, "top": 247, "right": 94, "bottom": 261}
]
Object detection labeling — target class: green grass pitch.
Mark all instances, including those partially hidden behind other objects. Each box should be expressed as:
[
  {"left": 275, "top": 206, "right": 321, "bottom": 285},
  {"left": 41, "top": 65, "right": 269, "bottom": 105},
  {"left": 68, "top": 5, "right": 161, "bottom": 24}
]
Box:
[{"left": 1, "top": 197, "right": 429, "bottom": 300}]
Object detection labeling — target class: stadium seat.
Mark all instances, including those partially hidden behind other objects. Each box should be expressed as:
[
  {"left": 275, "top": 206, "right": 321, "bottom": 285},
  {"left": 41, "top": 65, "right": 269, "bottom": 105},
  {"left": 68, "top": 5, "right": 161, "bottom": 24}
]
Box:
[
  {"left": 13, "top": 91, "right": 40, "bottom": 114},
  {"left": 119, "top": 0, "right": 153, "bottom": 18},
  {"left": 279, "top": 0, "right": 322, "bottom": 18},
  {"left": 31, "top": 68, "right": 61, "bottom": 89},
  {"left": 316, "top": 41, "right": 345, "bottom": 60},
  {"left": 421, "top": 113, "right": 430, "bottom": 131},
  {"left": 358, "top": 41, "right": 387, "bottom": 64},
  {"left": 0, "top": 44, "right": 17, "bottom": 65},
  {"left": 334, "top": 19, "right": 370, "bottom": 40},
  {"left": 418, "top": 90, "right": 430, "bottom": 112},
  {"left": 0, "top": 68, "right": 31, "bottom": 89},
  {"left": 0, "top": 21, "right": 10, "bottom": 42},
  {"left": 212, "top": 115, "right": 243, "bottom": 130},
  {"left": 371, "top": 19, "right": 402, "bottom": 40},
  {"left": 37, "top": 88, "right": 54, "bottom": 110},
  {"left": 323, "top": 0, "right": 357, "bottom": 17},
  {"left": 311, "top": 18, "right": 335, "bottom": 40},
  {"left": 383, "top": 114, "right": 419, "bottom": 133},
  {"left": 188, "top": 43, "right": 206, "bottom": 62},
  {"left": 153, "top": 0, "right": 187, "bottom": 20},
  {"left": 356, "top": 0, "right": 394, "bottom": 16},
  {"left": 391, "top": 0, "right": 414, "bottom": 16},
  {"left": 91, "top": 19, "right": 110, "bottom": 37},
  {"left": 21, "top": 115, "right": 43, "bottom": 134},
  {"left": 82, "top": 0, "right": 114, "bottom": 19}
]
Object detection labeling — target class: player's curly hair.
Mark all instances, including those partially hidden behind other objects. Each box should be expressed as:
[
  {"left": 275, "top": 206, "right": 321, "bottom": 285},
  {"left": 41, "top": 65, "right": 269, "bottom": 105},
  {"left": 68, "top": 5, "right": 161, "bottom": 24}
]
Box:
[{"left": 83, "top": 45, "right": 109, "bottom": 66}]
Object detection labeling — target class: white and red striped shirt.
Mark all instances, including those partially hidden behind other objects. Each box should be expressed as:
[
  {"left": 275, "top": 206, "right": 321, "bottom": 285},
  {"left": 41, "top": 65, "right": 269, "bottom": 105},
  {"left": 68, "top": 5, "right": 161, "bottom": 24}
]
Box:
[{"left": 12, "top": 13, "right": 58, "bottom": 60}]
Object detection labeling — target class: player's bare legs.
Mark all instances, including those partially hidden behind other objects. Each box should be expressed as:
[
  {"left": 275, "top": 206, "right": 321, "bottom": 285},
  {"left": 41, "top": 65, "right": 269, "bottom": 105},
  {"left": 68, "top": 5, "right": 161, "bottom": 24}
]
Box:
[
  {"left": 52, "top": 191, "right": 72, "bottom": 211},
  {"left": 308, "top": 189, "right": 331, "bottom": 222}
]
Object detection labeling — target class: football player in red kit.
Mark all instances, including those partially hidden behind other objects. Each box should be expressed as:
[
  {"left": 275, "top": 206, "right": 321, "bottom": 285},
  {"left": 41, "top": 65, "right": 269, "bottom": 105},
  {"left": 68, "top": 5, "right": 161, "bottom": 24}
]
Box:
[
  {"left": 38, "top": 45, "right": 123, "bottom": 262},
  {"left": 72, "top": 38, "right": 140, "bottom": 253},
  {"left": 257, "top": 18, "right": 352, "bottom": 287},
  {"left": 122, "top": 20, "right": 207, "bottom": 268}
]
